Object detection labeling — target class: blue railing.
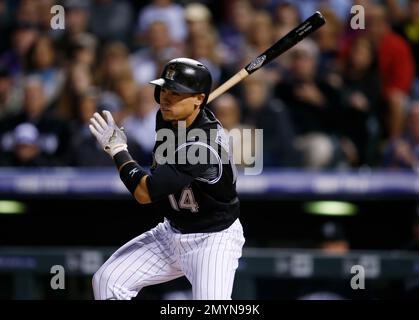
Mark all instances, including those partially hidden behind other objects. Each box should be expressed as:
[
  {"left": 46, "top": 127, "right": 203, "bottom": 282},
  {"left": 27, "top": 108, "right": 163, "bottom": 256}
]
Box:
[{"left": 1, "top": 168, "right": 419, "bottom": 198}]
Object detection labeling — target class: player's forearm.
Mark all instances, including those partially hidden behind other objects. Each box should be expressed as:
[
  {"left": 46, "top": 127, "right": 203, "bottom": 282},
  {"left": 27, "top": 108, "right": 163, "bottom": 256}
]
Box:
[
  {"left": 113, "top": 150, "right": 152, "bottom": 204},
  {"left": 134, "top": 176, "right": 152, "bottom": 204}
]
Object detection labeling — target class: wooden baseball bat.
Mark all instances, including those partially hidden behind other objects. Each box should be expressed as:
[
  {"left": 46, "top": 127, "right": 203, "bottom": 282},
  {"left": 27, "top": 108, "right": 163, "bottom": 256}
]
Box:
[{"left": 207, "top": 11, "right": 326, "bottom": 104}]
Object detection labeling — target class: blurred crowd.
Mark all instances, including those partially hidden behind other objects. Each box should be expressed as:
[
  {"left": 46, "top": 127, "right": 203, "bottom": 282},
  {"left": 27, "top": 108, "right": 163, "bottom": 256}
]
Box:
[{"left": 0, "top": 0, "right": 418, "bottom": 169}]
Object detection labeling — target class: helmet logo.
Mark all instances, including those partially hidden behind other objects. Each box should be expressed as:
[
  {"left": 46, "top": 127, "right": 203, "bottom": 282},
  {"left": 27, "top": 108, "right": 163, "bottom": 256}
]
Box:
[{"left": 165, "top": 64, "right": 176, "bottom": 80}]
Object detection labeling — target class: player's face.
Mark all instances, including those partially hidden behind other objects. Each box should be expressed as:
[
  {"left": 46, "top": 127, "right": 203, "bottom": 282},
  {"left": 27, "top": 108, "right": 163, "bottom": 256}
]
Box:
[{"left": 159, "top": 88, "right": 204, "bottom": 123}]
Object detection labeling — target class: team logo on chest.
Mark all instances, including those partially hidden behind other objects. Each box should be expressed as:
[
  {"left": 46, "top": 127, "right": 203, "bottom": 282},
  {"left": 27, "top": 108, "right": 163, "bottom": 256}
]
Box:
[{"left": 165, "top": 65, "right": 176, "bottom": 80}]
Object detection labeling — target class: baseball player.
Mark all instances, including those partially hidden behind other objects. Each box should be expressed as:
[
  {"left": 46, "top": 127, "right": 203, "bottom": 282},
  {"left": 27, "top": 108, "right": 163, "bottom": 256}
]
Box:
[{"left": 89, "top": 58, "right": 245, "bottom": 300}]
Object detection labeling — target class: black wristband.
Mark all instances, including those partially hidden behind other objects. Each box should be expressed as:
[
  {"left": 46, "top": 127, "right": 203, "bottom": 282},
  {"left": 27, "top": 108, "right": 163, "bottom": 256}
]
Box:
[
  {"left": 113, "top": 150, "right": 134, "bottom": 170},
  {"left": 114, "top": 150, "right": 148, "bottom": 195},
  {"left": 119, "top": 161, "right": 148, "bottom": 195}
]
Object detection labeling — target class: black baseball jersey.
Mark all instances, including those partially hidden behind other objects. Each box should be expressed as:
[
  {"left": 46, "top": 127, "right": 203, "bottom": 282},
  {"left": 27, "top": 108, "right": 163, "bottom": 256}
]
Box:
[{"left": 145, "top": 108, "right": 240, "bottom": 233}]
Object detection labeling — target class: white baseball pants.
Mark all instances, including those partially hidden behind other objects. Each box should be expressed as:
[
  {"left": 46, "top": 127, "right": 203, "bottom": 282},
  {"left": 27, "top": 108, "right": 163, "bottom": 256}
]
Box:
[{"left": 92, "top": 218, "right": 245, "bottom": 300}]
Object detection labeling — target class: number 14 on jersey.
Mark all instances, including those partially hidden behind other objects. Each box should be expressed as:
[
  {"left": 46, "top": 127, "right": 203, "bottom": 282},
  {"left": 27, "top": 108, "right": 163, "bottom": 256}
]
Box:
[{"left": 168, "top": 187, "right": 199, "bottom": 213}]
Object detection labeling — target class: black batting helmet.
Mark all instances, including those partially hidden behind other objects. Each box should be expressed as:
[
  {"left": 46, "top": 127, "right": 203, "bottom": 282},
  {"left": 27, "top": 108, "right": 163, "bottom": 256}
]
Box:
[{"left": 150, "top": 58, "right": 212, "bottom": 107}]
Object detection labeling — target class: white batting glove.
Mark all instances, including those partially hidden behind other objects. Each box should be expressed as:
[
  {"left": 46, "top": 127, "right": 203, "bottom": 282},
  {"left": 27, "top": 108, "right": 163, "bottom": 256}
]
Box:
[{"left": 89, "top": 110, "right": 128, "bottom": 157}]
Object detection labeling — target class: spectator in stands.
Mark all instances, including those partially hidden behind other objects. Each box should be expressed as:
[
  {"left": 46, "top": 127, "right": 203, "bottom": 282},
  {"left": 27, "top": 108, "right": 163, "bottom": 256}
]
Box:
[
  {"left": 37, "top": 0, "right": 58, "bottom": 32},
  {"left": 135, "top": 0, "right": 187, "bottom": 46},
  {"left": 240, "top": 70, "right": 301, "bottom": 167},
  {"left": 58, "top": 62, "right": 93, "bottom": 120},
  {"left": 114, "top": 74, "right": 139, "bottom": 117},
  {"left": 384, "top": 0, "right": 409, "bottom": 25},
  {"left": 94, "top": 41, "right": 135, "bottom": 121},
  {"left": 26, "top": 35, "right": 65, "bottom": 105},
  {"left": 64, "top": 0, "right": 91, "bottom": 34},
  {"left": 313, "top": 8, "right": 343, "bottom": 78},
  {"left": 382, "top": 101, "right": 419, "bottom": 169},
  {"left": 0, "top": 21, "right": 40, "bottom": 77},
  {"left": 184, "top": 2, "right": 213, "bottom": 38},
  {"left": 68, "top": 33, "right": 98, "bottom": 68},
  {"left": 184, "top": 3, "right": 231, "bottom": 87},
  {"left": 68, "top": 89, "right": 113, "bottom": 166},
  {"left": 15, "top": 0, "right": 40, "bottom": 27},
  {"left": 339, "top": 36, "right": 381, "bottom": 166},
  {"left": 292, "top": 0, "right": 352, "bottom": 22},
  {"left": 394, "top": 0, "right": 419, "bottom": 99},
  {"left": 211, "top": 94, "right": 242, "bottom": 132},
  {"left": 211, "top": 93, "right": 254, "bottom": 168},
  {"left": 0, "top": 122, "right": 53, "bottom": 167},
  {"left": 186, "top": 27, "right": 225, "bottom": 88},
  {"left": 365, "top": 4, "right": 415, "bottom": 140},
  {"left": 69, "top": 88, "right": 146, "bottom": 166},
  {"left": 275, "top": 40, "right": 342, "bottom": 168},
  {"left": 130, "top": 21, "right": 181, "bottom": 85},
  {"left": 244, "top": 11, "right": 275, "bottom": 61},
  {"left": 89, "top": 0, "right": 133, "bottom": 44},
  {"left": 95, "top": 42, "right": 132, "bottom": 93},
  {"left": 272, "top": 1, "right": 300, "bottom": 38},
  {"left": 121, "top": 85, "right": 158, "bottom": 166},
  {"left": 243, "top": 10, "right": 281, "bottom": 85},
  {"left": 0, "top": 67, "right": 22, "bottom": 119},
  {"left": 219, "top": 0, "right": 254, "bottom": 66},
  {"left": 0, "top": 76, "right": 70, "bottom": 165},
  {"left": 56, "top": 0, "right": 95, "bottom": 60},
  {"left": 96, "top": 90, "right": 125, "bottom": 126},
  {"left": 271, "top": 1, "right": 301, "bottom": 82}
]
